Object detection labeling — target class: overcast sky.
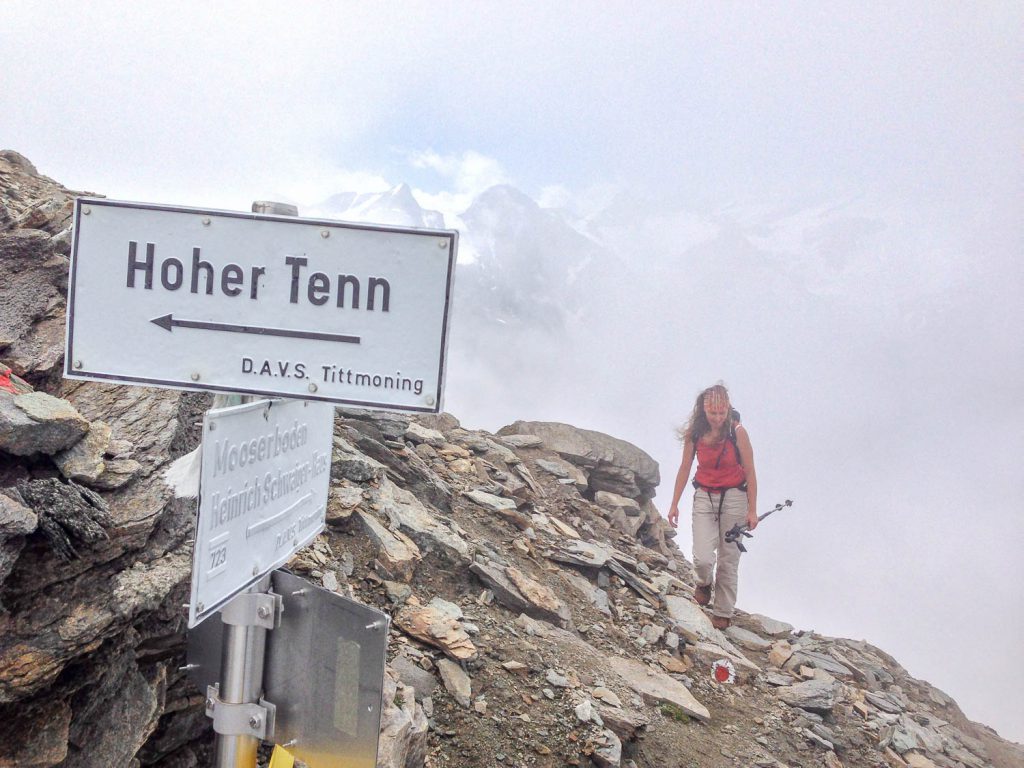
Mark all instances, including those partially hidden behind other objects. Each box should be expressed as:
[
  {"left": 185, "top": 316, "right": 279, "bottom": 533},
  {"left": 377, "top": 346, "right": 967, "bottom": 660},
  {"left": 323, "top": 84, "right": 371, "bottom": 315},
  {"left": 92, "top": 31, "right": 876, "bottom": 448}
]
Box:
[{"left": 2, "top": 1, "right": 1022, "bottom": 744}]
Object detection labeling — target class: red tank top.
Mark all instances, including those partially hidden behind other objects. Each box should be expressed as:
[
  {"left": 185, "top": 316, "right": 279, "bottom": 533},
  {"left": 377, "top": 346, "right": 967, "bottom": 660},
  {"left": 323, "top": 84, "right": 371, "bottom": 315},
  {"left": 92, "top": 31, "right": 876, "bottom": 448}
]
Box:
[{"left": 693, "top": 435, "right": 746, "bottom": 490}]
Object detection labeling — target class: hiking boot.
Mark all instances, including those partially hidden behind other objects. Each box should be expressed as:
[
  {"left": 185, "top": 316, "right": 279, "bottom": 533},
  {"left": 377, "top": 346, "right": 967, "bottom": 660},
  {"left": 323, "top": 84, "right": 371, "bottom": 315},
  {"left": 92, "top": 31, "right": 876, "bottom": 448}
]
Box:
[
  {"left": 694, "top": 584, "right": 712, "bottom": 606},
  {"left": 711, "top": 615, "right": 731, "bottom": 630}
]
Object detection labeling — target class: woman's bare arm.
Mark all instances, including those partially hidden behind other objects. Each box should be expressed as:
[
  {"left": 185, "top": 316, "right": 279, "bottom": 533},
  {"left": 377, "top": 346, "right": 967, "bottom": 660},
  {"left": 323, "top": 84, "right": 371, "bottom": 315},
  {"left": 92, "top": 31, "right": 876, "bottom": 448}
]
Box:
[
  {"left": 735, "top": 425, "right": 758, "bottom": 529},
  {"left": 668, "top": 438, "right": 695, "bottom": 528}
]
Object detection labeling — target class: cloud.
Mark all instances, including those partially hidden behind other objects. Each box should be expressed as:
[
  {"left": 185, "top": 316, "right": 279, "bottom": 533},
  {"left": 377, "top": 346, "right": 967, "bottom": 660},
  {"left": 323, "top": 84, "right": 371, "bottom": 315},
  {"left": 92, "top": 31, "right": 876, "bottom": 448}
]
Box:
[
  {"left": 537, "top": 184, "right": 571, "bottom": 209},
  {"left": 409, "top": 149, "right": 511, "bottom": 195},
  {"left": 402, "top": 149, "right": 514, "bottom": 235},
  {"left": 279, "top": 170, "right": 393, "bottom": 211}
]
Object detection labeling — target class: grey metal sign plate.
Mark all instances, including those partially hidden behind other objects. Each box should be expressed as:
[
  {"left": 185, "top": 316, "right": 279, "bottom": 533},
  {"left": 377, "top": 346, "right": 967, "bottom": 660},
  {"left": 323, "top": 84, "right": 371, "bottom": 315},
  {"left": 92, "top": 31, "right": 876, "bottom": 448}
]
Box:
[
  {"left": 187, "top": 570, "right": 390, "bottom": 768},
  {"left": 189, "top": 399, "right": 334, "bottom": 627},
  {"left": 65, "top": 198, "right": 457, "bottom": 412}
]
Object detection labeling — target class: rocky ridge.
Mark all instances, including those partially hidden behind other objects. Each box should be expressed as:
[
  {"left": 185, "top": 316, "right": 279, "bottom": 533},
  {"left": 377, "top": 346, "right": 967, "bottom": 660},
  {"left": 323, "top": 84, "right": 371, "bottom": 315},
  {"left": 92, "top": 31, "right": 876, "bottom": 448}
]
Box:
[{"left": 1, "top": 151, "right": 1021, "bottom": 768}]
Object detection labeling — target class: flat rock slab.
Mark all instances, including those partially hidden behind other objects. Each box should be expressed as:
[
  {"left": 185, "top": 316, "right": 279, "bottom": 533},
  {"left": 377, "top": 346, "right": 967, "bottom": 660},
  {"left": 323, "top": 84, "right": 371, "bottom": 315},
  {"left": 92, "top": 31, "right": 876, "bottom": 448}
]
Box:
[
  {"left": 0, "top": 492, "right": 37, "bottom": 538},
  {"left": 463, "top": 489, "right": 517, "bottom": 513},
  {"left": 609, "top": 508, "right": 645, "bottom": 537},
  {"left": 746, "top": 613, "right": 795, "bottom": 637},
  {"left": 768, "top": 640, "right": 795, "bottom": 668},
  {"left": 470, "top": 561, "right": 573, "bottom": 629},
  {"left": 547, "top": 516, "right": 581, "bottom": 539},
  {"left": 505, "top": 566, "right": 572, "bottom": 627},
  {"left": 687, "top": 640, "right": 761, "bottom": 675},
  {"left": 378, "top": 479, "right": 469, "bottom": 564},
  {"left": 326, "top": 485, "right": 364, "bottom": 524},
  {"left": 499, "top": 434, "right": 544, "bottom": 449},
  {"left": 592, "top": 729, "right": 622, "bottom": 768},
  {"left": 394, "top": 605, "right": 477, "bottom": 661},
  {"left": 331, "top": 435, "right": 387, "bottom": 483},
  {"left": 427, "top": 597, "right": 463, "bottom": 621},
  {"left": 884, "top": 715, "right": 945, "bottom": 755},
  {"left": 765, "top": 672, "right": 794, "bottom": 686},
  {"left": 390, "top": 655, "right": 438, "bottom": 700},
  {"left": 774, "top": 678, "right": 838, "bottom": 713},
  {"left": 462, "top": 493, "right": 532, "bottom": 528},
  {"left": 90, "top": 457, "right": 142, "bottom": 490},
  {"left": 498, "top": 421, "right": 660, "bottom": 496},
  {"left": 356, "top": 510, "right": 421, "bottom": 581},
  {"left": 534, "top": 457, "right": 589, "bottom": 492},
  {"left": 405, "top": 422, "right": 446, "bottom": 447},
  {"left": 436, "top": 658, "right": 472, "bottom": 708},
  {"left": 607, "top": 656, "right": 710, "bottom": 722},
  {"left": 594, "top": 490, "right": 641, "bottom": 515},
  {"left": 53, "top": 421, "right": 111, "bottom": 483},
  {"left": 725, "top": 625, "right": 773, "bottom": 652},
  {"left": 784, "top": 649, "right": 854, "bottom": 678},
  {"left": 547, "top": 539, "right": 614, "bottom": 569},
  {"left": 592, "top": 687, "right": 622, "bottom": 708},
  {"left": 865, "top": 690, "right": 905, "bottom": 714},
  {"left": 664, "top": 594, "right": 716, "bottom": 642},
  {"left": 533, "top": 512, "right": 581, "bottom": 540},
  {"left": 479, "top": 437, "right": 521, "bottom": 466},
  {"left": 0, "top": 391, "right": 89, "bottom": 456},
  {"left": 598, "top": 705, "right": 649, "bottom": 742},
  {"left": 664, "top": 596, "right": 761, "bottom": 668}
]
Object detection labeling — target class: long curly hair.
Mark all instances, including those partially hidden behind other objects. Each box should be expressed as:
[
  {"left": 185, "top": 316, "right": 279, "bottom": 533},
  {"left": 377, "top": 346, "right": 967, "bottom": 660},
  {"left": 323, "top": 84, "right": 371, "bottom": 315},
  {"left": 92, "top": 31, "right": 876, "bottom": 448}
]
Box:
[{"left": 677, "top": 383, "right": 736, "bottom": 445}]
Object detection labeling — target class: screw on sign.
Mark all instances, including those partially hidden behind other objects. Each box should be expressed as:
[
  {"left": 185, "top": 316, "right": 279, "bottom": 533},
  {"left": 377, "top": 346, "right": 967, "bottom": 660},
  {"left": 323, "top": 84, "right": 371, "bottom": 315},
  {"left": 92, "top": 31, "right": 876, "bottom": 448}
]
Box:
[{"left": 712, "top": 659, "right": 736, "bottom": 684}]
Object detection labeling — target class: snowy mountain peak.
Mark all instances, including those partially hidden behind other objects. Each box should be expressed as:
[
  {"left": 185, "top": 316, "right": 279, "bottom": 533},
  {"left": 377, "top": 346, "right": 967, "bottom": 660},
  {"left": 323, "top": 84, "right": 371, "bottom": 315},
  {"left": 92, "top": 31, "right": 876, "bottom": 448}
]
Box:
[
  {"left": 310, "top": 183, "right": 445, "bottom": 229},
  {"left": 469, "top": 184, "right": 542, "bottom": 218}
]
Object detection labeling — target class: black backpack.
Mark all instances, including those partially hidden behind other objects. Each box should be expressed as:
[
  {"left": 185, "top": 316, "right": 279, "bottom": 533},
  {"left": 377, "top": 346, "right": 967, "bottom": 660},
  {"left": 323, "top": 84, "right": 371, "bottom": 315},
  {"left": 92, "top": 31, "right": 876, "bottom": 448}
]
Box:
[{"left": 728, "top": 408, "right": 742, "bottom": 465}]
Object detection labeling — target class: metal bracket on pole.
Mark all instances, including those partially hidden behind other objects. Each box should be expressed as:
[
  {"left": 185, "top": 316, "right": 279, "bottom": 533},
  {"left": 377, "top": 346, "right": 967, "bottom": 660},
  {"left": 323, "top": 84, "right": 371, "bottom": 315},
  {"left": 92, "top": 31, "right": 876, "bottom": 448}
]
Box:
[
  {"left": 206, "top": 685, "right": 277, "bottom": 741},
  {"left": 219, "top": 591, "right": 283, "bottom": 630},
  {"left": 212, "top": 576, "right": 277, "bottom": 768}
]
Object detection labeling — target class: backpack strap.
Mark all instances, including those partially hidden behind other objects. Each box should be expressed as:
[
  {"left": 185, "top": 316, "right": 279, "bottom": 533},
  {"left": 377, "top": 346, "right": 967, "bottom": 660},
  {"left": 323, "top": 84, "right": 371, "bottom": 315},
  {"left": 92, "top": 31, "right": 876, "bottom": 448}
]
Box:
[
  {"left": 692, "top": 477, "right": 748, "bottom": 493},
  {"left": 728, "top": 412, "right": 742, "bottom": 467}
]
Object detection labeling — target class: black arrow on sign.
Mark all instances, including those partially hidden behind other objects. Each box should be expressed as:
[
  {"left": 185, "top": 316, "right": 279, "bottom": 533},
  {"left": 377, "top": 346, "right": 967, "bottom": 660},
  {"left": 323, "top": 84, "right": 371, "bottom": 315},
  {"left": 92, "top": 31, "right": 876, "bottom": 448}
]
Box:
[{"left": 150, "top": 314, "right": 361, "bottom": 344}]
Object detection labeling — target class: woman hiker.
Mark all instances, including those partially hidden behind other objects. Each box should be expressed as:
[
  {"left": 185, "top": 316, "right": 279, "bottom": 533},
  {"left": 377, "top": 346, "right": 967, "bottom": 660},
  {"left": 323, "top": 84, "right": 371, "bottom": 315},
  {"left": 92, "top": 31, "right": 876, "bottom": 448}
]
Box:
[{"left": 667, "top": 383, "right": 758, "bottom": 630}]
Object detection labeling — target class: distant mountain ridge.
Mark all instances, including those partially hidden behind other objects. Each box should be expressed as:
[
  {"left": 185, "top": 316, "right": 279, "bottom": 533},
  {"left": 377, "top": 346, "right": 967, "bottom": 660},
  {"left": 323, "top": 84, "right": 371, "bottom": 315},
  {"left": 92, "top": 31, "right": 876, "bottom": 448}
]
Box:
[
  {"left": 309, "top": 183, "right": 446, "bottom": 229},
  {"left": 305, "top": 178, "right": 935, "bottom": 333}
]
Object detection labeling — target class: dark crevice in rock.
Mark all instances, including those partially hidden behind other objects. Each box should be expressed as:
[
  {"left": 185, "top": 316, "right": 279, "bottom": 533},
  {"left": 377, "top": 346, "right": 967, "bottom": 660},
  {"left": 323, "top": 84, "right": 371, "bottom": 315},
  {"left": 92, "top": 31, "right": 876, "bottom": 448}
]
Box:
[{"left": 16, "top": 478, "right": 112, "bottom": 560}]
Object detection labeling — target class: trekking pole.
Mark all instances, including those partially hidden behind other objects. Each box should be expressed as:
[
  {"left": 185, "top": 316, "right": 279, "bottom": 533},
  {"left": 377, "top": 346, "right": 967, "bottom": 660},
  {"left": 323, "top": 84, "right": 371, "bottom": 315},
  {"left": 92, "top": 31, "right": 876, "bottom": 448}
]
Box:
[{"left": 724, "top": 499, "right": 793, "bottom": 552}]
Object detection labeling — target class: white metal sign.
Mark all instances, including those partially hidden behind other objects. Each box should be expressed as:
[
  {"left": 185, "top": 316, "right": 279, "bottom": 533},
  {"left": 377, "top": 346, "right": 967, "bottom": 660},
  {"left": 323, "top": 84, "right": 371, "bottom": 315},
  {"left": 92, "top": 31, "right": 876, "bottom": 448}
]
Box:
[
  {"left": 65, "top": 198, "right": 457, "bottom": 412},
  {"left": 188, "top": 399, "right": 334, "bottom": 627}
]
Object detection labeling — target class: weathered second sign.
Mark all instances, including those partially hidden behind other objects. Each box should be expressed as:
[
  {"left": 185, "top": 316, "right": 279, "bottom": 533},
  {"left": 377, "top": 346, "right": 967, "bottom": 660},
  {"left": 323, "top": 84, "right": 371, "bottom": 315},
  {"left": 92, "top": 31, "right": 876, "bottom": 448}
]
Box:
[{"left": 188, "top": 398, "right": 334, "bottom": 627}]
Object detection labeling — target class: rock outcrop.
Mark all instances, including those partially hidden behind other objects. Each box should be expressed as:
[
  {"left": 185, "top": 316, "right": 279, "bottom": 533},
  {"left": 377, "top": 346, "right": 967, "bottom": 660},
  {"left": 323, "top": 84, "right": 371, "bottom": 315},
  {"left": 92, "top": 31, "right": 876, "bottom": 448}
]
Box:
[
  {"left": 1, "top": 152, "right": 209, "bottom": 767},
  {"left": 498, "top": 420, "right": 660, "bottom": 500},
  {"left": 2, "top": 152, "right": 1021, "bottom": 768}
]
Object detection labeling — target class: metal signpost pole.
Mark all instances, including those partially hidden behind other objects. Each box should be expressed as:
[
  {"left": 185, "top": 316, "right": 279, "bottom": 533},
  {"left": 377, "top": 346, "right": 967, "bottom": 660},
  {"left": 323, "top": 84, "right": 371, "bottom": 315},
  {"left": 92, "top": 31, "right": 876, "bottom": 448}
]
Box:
[
  {"left": 213, "top": 579, "right": 272, "bottom": 768},
  {"left": 211, "top": 201, "right": 298, "bottom": 768}
]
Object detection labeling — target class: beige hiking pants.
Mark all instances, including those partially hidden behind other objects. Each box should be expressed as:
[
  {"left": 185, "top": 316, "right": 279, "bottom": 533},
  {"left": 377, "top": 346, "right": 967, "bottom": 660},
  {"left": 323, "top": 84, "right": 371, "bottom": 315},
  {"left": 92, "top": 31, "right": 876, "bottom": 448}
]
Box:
[{"left": 692, "top": 488, "right": 748, "bottom": 618}]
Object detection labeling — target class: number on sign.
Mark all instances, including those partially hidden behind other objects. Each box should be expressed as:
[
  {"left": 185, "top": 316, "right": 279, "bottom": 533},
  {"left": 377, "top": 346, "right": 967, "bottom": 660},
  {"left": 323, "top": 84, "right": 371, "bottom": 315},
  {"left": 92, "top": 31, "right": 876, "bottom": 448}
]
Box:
[{"left": 210, "top": 546, "right": 227, "bottom": 570}]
